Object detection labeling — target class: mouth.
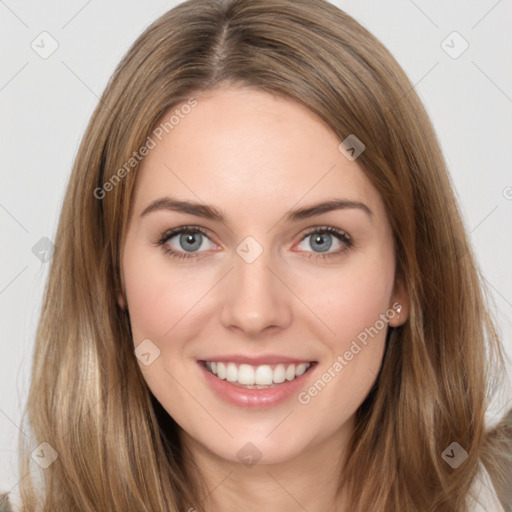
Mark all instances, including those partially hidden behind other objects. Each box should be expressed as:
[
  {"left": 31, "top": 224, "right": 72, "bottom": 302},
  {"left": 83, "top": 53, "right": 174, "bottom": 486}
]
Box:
[{"left": 199, "top": 360, "right": 317, "bottom": 389}]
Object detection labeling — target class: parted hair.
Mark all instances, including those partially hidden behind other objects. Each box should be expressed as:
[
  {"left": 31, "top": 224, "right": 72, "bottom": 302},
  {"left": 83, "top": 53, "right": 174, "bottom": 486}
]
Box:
[{"left": 16, "top": 0, "right": 511, "bottom": 510}]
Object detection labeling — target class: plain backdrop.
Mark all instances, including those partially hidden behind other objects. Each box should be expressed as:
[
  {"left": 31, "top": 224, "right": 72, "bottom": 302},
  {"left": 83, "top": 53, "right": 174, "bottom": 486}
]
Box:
[{"left": 1, "top": 0, "right": 511, "bottom": 496}]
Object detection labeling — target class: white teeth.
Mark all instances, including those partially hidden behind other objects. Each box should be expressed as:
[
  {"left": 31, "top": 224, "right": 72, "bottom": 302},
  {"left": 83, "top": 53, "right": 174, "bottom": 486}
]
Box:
[
  {"left": 255, "top": 365, "right": 273, "bottom": 385},
  {"left": 285, "top": 364, "right": 296, "bottom": 381},
  {"left": 226, "top": 362, "right": 238, "bottom": 382},
  {"left": 204, "top": 361, "right": 312, "bottom": 385},
  {"left": 238, "top": 364, "right": 255, "bottom": 385},
  {"left": 296, "top": 363, "right": 308, "bottom": 377},
  {"left": 217, "top": 362, "right": 226, "bottom": 379},
  {"left": 273, "top": 364, "right": 286, "bottom": 383}
]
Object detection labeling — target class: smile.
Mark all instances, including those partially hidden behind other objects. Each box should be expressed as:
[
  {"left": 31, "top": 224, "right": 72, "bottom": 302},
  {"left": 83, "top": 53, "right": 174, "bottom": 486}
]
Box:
[{"left": 203, "top": 361, "right": 313, "bottom": 388}]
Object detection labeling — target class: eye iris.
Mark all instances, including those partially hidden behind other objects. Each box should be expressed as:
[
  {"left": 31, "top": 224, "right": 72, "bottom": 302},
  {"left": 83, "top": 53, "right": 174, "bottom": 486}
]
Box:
[
  {"left": 310, "top": 232, "right": 332, "bottom": 253},
  {"left": 180, "top": 232, "right": 202, "bottom": 252}
]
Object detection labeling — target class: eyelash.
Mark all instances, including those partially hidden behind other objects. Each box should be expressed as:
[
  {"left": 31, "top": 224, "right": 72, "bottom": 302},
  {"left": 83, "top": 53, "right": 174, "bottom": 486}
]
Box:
[{"left": 153, "top": 225, "right": 353, "bottom": 261}]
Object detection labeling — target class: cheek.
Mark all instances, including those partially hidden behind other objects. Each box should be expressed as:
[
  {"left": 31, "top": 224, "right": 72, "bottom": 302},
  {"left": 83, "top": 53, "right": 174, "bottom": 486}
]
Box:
[
  {"left": 122, "top": 245, "right": 209, "bottom": 342},
  {"left": 124, "top": 273, "right": 171, "bottom": 342},
  {"left": 337, "top": 269, "right": 393, "bottom": 339},
  {"left": 298, "top": 242, "right": 395, "bottom": 402},
  {"left": 306, "top": 247, "right": 396, "bottom": 348}
]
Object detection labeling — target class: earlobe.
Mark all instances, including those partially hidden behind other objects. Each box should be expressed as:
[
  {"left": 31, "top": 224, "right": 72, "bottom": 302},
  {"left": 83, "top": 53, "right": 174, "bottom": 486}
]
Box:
[
  {"left": 389, "top": 301, "right": 408, "bottom": 327},
  {"left": 118, "top": 292, "right": 126, "bottom": 310},
  {"left": 117, "top": 265, "right": 127, "bottom": 310},
  {"left": 393, "top": 302, "right": 406, "bottom": 326},
  {"left": 389, "top": 278, "right": 409, "bottom": 327}
]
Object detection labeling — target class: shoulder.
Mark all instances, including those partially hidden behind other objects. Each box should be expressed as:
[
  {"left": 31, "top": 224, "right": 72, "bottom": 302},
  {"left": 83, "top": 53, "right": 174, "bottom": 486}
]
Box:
[{"left": 467, "top": 461, "right": 506, "bottom": 512}]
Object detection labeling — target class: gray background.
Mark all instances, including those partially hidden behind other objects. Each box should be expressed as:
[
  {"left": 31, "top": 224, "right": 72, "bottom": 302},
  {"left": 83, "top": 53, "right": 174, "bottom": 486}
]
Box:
[{"left": 1, "top": 0, "right": 511, "bottom": 496}]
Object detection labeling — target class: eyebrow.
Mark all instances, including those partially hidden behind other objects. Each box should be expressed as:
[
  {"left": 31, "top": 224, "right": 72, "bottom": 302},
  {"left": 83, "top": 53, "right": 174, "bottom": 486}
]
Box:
[{"left": 140, "top": 196, "right": 373, "bottom": 223}]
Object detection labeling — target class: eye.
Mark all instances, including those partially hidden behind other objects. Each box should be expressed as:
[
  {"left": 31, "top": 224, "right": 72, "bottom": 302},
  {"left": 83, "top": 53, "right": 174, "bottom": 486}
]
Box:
[
  {"left": 154, "top": 226, "right": 215, "bottom": 261},
  {"left": 154, "top": 225, "right": 353, "bottom": 262},
  {"left": 295, "top": 226, "right": 353, "bottom": 260}
]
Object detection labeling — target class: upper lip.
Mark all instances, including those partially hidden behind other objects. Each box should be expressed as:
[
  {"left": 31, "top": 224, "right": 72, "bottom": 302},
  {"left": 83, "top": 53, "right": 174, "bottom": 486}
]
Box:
[{"left": 199, "top": 354, "right": 316, "bottom": 366}]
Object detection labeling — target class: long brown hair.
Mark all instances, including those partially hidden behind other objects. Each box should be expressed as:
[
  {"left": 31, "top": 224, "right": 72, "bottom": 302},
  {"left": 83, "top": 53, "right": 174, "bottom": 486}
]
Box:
[{"left": 17, "top": 0, "right": 510, "bottom": 510}]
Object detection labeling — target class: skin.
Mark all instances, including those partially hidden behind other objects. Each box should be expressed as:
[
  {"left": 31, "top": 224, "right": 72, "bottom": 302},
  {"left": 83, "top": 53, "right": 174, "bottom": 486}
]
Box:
[{"left": 119, "top": 86, "right": 409, "bottom": 512}]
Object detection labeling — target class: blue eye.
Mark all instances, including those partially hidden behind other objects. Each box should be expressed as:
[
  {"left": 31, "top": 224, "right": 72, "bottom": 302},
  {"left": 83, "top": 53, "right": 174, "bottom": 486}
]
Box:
[
  {"left": 297, "top": 226, "right": 353, "bottom": 260},
  {"left": 156, "top": 227, "right": 213, "bottom": 260},
  {"left": 154, "top": 225, "right": 353, "bottom": 261}
]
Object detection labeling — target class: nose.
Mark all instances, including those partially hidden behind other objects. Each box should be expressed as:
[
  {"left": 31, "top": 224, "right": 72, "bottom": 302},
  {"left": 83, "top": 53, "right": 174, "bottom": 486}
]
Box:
[{"left": 220, "top": 244, "right": 293, "bottom": 337}]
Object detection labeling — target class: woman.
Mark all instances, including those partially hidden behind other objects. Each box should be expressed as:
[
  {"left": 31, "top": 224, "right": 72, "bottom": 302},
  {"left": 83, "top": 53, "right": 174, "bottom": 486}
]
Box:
[{"left": 9, "top": 0, "right": 511, "bottom": 510}]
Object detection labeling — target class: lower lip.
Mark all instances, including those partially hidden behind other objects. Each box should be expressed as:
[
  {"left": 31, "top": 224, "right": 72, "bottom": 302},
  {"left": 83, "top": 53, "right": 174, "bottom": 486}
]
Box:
[{"left": 198, "top": 361, "right": 317, "bottom": 408}]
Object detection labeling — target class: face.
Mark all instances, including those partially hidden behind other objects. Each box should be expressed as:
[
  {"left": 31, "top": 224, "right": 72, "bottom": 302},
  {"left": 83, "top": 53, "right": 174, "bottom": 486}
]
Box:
[{"left": 119, "top": 86, "right": 408, "bottom": 466}]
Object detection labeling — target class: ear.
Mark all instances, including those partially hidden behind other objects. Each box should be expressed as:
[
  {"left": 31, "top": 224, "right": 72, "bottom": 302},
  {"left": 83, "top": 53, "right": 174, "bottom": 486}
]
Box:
[
  {"left": 117, "top": 266, "right": 128, "bottom": 310},
  {"left": 118, "top": 291, "right": 127, "bottom": 310},
  {"left": 388, "top": 275, "right": 409, "bottom": 327}
]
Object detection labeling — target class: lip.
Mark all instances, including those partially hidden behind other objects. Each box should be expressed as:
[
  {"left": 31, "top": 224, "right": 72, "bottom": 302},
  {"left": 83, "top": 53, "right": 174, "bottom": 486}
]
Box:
[
  {"left": 197, "top": 359, "right": 317, "bottom": 409},
  {"left": 199, "top": 354, "right": 314, "bottom": 366}
]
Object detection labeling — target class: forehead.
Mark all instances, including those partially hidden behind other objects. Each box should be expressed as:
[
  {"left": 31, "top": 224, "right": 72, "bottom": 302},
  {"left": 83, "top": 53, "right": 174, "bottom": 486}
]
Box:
[{"left": 131, "top": 87, "right": 384, "bottom": 225}]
